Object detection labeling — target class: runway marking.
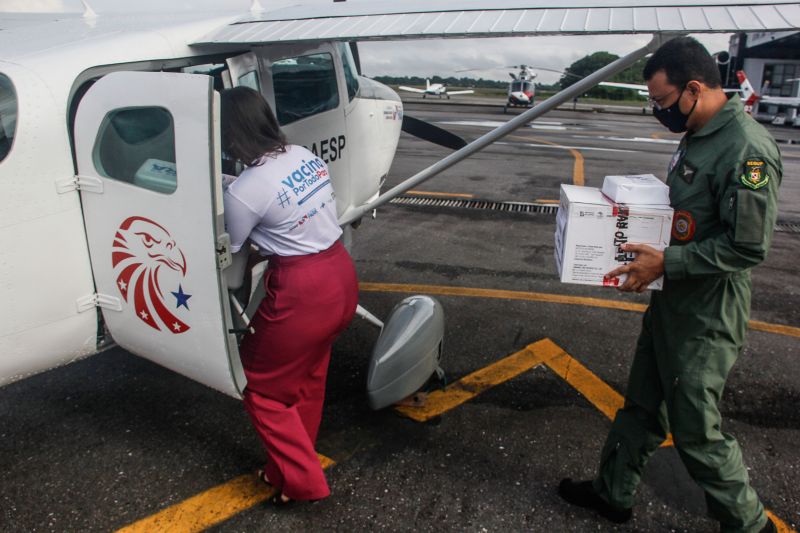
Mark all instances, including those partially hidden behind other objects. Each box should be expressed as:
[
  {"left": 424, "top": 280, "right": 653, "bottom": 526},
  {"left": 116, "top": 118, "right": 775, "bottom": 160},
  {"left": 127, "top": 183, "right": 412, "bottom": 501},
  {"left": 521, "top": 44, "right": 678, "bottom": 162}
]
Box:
[
  {"left": 359, "top": 283, "right": 800, "bottom": 339},
  {"left": 543, "top": 347, "right": 674, "bottom": 448},
  {"left": 496, "top": 141, "right": 635, "bottom": 154},
  {"left": 571, "top": 134, "right": 680, "bottom": 145},
  {"left": 406, "top": 190, "right": 475, "bottom": 198},
  {"left": 395, "top": 338, "right": 563, "bottom": 422},
  {"left": 535, "top": 198, "right": 560, "bottom": 204},
  {"left": 397, "top": 336, "right": 797, "bottom": 530},
  {"left": 437, "top": 120, "right": 569, "bottom": 131},
  {"left": 507, "top": 135, "right": 584, "bottom": 186},
  {"left": 115, "top": 455, "right": 335, "bottom": 533},
  {"left": 767, "top": 511, "right": 796, "bottom": 533}
]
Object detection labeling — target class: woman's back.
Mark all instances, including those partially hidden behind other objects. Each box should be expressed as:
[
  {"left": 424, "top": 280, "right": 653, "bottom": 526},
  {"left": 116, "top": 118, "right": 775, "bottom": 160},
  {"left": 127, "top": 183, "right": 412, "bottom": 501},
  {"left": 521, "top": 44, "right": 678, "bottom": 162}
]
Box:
[{"left": 224, "top": 144, "right": 342, "bottom": 257}]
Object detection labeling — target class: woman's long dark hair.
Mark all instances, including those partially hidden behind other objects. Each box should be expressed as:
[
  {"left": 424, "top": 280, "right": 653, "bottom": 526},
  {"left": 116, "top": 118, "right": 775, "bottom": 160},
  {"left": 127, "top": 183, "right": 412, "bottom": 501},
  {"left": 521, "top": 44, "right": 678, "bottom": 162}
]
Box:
[{"left": 220, "top": 86, "right": 287, "bottom": 166}]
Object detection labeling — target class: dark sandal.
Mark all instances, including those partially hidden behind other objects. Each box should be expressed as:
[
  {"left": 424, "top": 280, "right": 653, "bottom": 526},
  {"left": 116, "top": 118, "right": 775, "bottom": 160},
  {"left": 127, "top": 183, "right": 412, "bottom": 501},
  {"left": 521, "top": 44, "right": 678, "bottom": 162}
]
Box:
[
  {"left": 257, "top": 469, "right": 294, "bottom": 507},
  {"left": 270, "top": 493, "right": 295, "bottom": 507}
]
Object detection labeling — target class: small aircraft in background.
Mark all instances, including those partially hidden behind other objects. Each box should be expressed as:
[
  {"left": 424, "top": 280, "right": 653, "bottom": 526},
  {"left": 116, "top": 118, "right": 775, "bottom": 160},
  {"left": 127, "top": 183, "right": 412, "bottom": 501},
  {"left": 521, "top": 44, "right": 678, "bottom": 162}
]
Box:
[
  {"left": 503, "top": 65, "right": 538, "bottom": 113},
  {"left": 398, "top": 79, "right": 474, "bottom": 99},
  {"left": 736, "top": 70, "right": 800, "bottom": 126}
]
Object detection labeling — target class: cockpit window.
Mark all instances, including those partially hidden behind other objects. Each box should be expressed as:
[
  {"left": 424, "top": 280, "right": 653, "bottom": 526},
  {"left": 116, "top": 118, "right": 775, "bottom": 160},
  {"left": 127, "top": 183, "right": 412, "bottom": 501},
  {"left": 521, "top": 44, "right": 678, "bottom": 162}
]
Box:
[
  {"left": 92, "top": 107, "right": 178, "bottom": 194},
  {"left": 511, "top": 81, "right": 533, "bottom": 92},
  {"left": 338, "top": 43, "right": 359, "bottom": 101},
  {"left": 0, "top": 73, "right": 17, "bottom": 163},
  {"left": 272, "top": 53, "right": 339, "bottom": 125}
]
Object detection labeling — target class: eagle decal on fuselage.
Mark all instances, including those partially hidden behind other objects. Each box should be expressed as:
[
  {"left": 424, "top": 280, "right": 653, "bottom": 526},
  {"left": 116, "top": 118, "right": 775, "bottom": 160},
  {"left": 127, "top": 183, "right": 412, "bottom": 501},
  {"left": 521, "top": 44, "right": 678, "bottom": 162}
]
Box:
[{"left": 111, "top": 216, "right": 191, "bottom": 334}]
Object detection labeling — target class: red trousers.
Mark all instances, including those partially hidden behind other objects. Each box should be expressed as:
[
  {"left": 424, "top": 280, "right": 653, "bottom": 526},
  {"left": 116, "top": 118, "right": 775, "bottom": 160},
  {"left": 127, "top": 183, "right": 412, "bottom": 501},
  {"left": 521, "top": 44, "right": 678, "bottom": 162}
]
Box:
[{"left": 239, "top": 240, "right": 358, "bottom": 501}]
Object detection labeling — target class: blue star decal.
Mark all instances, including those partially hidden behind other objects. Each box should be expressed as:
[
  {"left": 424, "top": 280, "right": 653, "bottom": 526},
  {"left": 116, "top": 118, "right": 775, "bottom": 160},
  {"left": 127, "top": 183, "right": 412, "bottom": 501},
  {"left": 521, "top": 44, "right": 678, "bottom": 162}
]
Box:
[{"left": 171, "top": 284, "right": 192, "bottom": 310}]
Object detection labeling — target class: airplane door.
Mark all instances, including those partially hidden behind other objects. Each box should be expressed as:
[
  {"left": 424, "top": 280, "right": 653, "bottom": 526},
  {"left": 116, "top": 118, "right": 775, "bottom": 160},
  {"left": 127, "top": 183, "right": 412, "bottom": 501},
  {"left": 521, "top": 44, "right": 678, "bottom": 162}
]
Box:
[{"left": 73, "top": 71, "right": 245, "bottom": 398}]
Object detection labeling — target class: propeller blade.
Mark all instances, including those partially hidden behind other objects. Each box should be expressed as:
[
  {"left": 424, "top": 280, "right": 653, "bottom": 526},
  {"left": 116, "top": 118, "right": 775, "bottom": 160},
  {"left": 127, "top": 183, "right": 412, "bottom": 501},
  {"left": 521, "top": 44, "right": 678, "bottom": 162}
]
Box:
[{"left": 401, "top": 115, "right": 467, "bottom": 151}]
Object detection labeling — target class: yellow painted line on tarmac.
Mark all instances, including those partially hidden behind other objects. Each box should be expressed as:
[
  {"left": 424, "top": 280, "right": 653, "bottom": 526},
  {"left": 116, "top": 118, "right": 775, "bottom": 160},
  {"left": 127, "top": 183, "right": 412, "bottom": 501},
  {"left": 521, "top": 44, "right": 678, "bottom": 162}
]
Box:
[
  {"left": 359, "top": 283, "right": 800, "bottom": 339},
  {"left": 535, "top": 198, "right": 560, "bottom": 204},
  {"left": 395, "top": 338, "right": 563, "bottom": 422},
  {"left": 749, "top": 320, "right": 800, "bottom": 339},
  {"left": 767, "top": 510, "right": 797, "bottom": 533},
  {"left": 406, "top": 190, "right": 475, "bottom": 198},
  {"left": 543, "top": 347, "right": 674, "bottom": 447},
  {"left": 508, "top": 134, "right": 585, "bottom": 186},
  {"left": 116, "top": 455, "right": 335, "bottom": 533},
  {"left": 543, "top": 348, "right": 624, "bottom": 421},
  {"left": 360, "top": 282, "right": 647, "bottom": 313}
]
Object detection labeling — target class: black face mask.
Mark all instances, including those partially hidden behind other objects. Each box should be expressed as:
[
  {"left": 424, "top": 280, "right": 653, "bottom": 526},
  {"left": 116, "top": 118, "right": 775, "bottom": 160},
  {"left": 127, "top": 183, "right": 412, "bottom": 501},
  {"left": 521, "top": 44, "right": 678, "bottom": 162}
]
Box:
[{"left": 652, "top": 88, "right": 698, "bottom": 133}]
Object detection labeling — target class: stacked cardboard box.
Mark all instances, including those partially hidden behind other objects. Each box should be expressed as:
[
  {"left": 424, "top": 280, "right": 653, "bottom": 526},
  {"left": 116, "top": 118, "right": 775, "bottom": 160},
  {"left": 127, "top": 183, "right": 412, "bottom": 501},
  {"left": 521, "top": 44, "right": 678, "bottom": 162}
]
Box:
[{"left": 555, "top": 175, "right": 673, "bottom": 290}]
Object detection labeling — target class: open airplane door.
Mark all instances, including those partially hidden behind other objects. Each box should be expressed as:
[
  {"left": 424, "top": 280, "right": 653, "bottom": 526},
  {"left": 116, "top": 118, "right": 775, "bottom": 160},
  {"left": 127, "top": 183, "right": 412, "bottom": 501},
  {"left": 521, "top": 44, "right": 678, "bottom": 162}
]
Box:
[{"left": 73, "top": 71, "right": 245, "bottom": 398}]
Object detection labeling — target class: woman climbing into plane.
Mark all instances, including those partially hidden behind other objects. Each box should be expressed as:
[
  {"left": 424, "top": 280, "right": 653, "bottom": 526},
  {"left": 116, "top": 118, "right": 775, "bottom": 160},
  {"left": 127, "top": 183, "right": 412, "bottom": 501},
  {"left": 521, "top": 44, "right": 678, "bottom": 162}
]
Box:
[{"left": 221, "top": 86, "right": 359, "bottom": 505}]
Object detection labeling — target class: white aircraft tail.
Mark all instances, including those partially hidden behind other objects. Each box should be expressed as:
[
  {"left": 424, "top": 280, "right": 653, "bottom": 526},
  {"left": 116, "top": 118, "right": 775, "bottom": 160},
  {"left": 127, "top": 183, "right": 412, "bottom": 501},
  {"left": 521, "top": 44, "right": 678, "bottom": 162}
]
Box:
[
  {"left": 426, "top": 78, "right": 430, "bottom": 90},
  {"left": 736, "top": 70, "right": 760, "bottom": 108}
]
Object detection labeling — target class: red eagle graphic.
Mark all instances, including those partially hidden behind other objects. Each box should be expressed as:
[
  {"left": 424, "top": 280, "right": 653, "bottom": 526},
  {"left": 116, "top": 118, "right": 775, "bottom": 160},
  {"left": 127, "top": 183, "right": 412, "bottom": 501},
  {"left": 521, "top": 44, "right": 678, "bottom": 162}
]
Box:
[{"left": 111, "top": 216, "right": 190, "bottom": 333}]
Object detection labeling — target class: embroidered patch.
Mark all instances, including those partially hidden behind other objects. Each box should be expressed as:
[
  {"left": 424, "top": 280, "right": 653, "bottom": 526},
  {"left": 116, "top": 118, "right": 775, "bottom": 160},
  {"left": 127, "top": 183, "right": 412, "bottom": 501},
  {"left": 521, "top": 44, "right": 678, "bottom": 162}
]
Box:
[
  {"left": 740, "top": 159, "right": 769, "bottom": 190},
  {"left": 672, "top": 210, "right": 696, "bottom": 241},
  {"left": 680, "top": 161, "right": 696, "bottom": 184}
]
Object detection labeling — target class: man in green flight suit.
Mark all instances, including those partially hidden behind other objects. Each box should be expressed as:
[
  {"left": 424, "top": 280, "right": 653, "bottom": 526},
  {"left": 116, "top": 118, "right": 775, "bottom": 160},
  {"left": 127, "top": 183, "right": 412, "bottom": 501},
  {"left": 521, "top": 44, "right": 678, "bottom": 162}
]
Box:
[{"left": 558, "top": 37, "right": 781, "bottom": 533}]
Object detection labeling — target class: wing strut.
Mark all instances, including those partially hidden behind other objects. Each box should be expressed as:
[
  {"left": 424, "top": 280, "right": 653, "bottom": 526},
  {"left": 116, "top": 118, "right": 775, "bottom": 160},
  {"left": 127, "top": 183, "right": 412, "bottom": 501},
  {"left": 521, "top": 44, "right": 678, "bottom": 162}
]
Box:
[{"left": 339, "top": 33, "right": 673, "bottom": 227}]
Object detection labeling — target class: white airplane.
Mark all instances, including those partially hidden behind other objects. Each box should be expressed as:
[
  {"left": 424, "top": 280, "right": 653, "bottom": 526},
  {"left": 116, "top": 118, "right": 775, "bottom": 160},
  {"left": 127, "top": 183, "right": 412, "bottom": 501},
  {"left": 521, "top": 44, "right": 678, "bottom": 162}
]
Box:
[
  {"left": 736, "top": 70, "right": 800, "bottom": 125},
  {"left": 1, "top": 0, "right": 797, "bottom": 411},
  {"left": 398, "top": 79, "right": 474, "bottom": 99}
]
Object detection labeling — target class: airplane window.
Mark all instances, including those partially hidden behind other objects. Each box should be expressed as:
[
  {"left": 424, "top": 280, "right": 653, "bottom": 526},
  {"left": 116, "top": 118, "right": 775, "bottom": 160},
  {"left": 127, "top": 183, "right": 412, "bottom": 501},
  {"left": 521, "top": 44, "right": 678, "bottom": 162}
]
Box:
[
  {"left": 338, "top": 43, "right": 359, "bottom": 101},
  {"left": 0, "top": 73, "right": 17, "bottom": 163},
  {"left": 272, "top": 53, "right": 339, "bottom": 125},
  {"left": 92, "top": 107, "right": 178, "bottom": 194},
  {"left": 238, "top": 71, "right": 260, "bottom": 92}
]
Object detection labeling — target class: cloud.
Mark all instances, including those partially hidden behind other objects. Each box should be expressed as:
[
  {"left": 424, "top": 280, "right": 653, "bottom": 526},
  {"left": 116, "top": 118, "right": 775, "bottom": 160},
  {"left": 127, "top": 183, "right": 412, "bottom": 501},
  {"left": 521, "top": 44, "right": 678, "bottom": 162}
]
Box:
[{"left": 359, "top": 34, "right": 732, "bottom": 84}]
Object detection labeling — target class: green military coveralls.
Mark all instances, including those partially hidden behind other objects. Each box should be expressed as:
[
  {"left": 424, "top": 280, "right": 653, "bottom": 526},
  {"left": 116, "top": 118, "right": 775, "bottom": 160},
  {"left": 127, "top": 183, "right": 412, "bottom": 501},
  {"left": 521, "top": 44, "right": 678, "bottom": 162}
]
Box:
[{"left": 593, "top": 95, "right": 782, "bottom": 533}]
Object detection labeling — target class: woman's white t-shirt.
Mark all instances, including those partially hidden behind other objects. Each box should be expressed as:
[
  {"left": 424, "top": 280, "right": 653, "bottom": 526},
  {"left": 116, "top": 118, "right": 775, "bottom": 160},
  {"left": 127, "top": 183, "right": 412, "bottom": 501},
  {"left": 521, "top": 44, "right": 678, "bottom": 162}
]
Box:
[{"left": 223, "top": 145, "right": 342, "bottom": 256}]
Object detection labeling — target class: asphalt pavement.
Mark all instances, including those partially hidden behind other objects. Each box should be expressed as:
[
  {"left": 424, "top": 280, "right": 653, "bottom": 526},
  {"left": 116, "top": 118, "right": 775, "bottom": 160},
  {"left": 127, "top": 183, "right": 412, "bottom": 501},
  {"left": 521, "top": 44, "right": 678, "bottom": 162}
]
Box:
[{"left": 1, "top": 102, "right": 798, "bottom": 533}]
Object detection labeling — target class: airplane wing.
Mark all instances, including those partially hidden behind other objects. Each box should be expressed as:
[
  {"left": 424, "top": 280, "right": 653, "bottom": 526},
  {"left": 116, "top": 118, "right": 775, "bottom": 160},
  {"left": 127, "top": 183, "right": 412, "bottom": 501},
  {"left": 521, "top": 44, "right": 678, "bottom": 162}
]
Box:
[
  {"left": 762, "top": 95, "right": 800, "bottom": 106},
  {"left": 599, "top": 82, "right": 648, "bottom": 91},
  {"left": 193, "top": 1, "right": 800, "bottom": 46},
  {"left": 398, "top": 86, "right": 426, "bottom": 94},
  {"left": 446, "top": 90, "right": 475, "bottom": 96}
]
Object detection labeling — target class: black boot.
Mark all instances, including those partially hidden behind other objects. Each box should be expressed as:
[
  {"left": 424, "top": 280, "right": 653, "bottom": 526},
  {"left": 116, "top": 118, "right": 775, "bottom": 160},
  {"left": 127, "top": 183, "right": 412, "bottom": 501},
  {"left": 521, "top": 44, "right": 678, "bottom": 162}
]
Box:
[
  {"left": 558, "top": 478, "right": 632, "bottom": 524},
  {"left": 759, "top": 517, "right": 777, "bottom": 533}
]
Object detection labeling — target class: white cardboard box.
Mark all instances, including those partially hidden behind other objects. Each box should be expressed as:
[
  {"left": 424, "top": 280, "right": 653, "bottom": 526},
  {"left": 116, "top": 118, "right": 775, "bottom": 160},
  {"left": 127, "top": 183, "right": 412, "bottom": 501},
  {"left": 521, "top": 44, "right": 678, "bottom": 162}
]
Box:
[
  {"left": 554, "top": 184, "right": 674, "bottom": 290},
  {"left": 602, "top": 174, "right": 670, "bottom": 205}
]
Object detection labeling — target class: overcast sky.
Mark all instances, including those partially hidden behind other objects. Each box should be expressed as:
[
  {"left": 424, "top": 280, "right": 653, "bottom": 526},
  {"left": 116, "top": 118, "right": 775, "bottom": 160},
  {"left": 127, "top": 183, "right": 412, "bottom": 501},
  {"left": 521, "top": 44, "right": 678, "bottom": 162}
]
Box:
[{"left": 359, "top": 33, "right": 733, "bottom": 84}]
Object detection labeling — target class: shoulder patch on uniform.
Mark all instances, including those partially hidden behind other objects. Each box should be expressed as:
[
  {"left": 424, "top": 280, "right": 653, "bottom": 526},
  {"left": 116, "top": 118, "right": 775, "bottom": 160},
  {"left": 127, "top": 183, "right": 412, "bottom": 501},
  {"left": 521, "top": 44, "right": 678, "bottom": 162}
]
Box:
[
  {"left": 672, "top": 210, "right": 696, "bottom": 241},
  {"left": 740, "top": 158, "right": 769, "bottom": 190}
]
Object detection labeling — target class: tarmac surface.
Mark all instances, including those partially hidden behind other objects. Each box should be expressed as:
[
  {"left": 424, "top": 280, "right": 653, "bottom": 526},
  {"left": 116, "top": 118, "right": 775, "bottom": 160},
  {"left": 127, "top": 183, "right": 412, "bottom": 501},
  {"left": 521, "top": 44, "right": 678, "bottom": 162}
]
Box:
[{"left": 2, "top": 99, "right": 799, "bottom": 532}]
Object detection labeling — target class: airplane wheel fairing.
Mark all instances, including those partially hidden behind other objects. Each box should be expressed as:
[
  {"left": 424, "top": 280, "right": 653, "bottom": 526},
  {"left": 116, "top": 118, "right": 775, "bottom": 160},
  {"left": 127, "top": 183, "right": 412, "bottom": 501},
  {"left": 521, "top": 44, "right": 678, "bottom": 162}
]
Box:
[{"left": 366, "top": 296, "right": 445, "bottom": 410}]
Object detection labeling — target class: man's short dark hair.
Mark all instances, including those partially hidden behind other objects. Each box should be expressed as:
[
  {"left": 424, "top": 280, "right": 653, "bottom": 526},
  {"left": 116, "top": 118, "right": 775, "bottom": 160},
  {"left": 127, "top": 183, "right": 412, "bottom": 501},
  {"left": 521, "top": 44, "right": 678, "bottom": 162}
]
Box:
[{"left": 643, "top": 36, "right": 721, "bottom": 89}]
